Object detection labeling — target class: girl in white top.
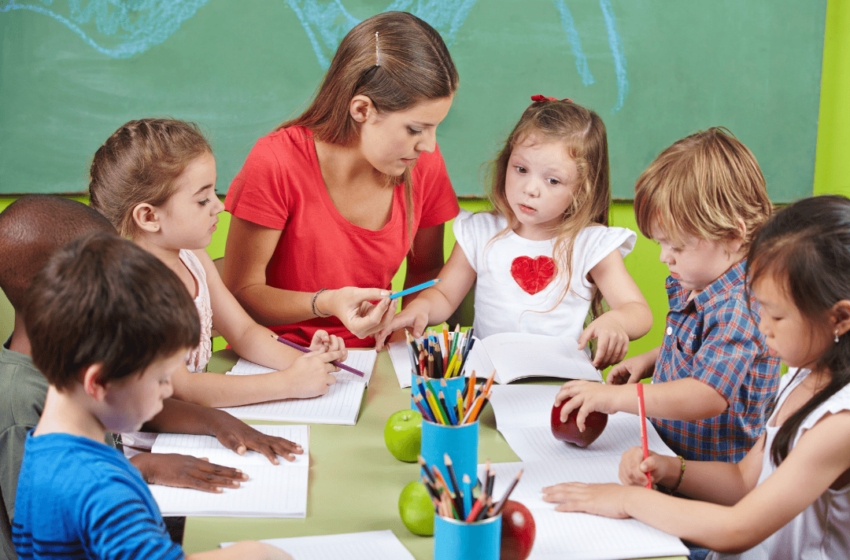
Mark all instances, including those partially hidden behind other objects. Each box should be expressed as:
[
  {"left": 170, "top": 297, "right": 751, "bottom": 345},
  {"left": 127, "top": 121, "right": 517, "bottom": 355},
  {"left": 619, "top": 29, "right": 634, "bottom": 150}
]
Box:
[
  {"left": 542, "top": 195, "right": 850, "bottom": 559},
  {"left": 89, "top": 119, "right": 348, "bottom": 408},
  {"left": 377, "top": 96, "right": 652, "bottom": 368}
]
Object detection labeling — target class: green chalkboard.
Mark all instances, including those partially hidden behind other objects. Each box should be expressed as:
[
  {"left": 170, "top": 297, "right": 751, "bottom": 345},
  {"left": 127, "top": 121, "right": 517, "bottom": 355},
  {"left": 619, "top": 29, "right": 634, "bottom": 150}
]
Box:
[{"left": 0, "top": 0, "right": 826, "bottom": 201}]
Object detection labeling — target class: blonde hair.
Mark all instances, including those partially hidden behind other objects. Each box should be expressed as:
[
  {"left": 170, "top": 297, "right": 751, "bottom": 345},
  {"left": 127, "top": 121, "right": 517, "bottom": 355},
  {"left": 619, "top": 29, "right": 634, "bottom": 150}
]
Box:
[
  {"left": 89, "top": 118, "right": 212, "bottom": 238},
  {"left": 634, "top": 127, "right": 772, "bottom": 248},
  {"left": 488, "top": 98, "right": 610, "bottom": 317},
  {"left": 279, "top": 12, "right": 458, "bottom": 249}
]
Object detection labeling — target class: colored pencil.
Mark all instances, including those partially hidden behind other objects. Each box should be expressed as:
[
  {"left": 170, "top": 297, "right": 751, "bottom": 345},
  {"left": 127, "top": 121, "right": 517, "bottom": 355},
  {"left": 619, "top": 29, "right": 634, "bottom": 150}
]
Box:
[
  {"left": 637, "top": 382, "right": 653, "bottom": 489},
  {"left": 439, "top": 391, "right": 457, "bottom": 425},
  {"left": 490, "top": 469, "right": 523, "bottom": 517},
  {"left": 413, "top": 394, "right": 434, "bottom": 423},
  {"left": 444, "top": 454, "right": 465, "bottom": 516},
  {"left": 390, "top": 278, "right": 441, "bottom": 300},
  {"left": 462, "top": 474, "right": 473, "bottom": 518},
  {"left": 419, "top": 456, "right": 437, "bottom": 486},
  {"left": 274, "top": 336, "right": 364, "bottom": 377}
]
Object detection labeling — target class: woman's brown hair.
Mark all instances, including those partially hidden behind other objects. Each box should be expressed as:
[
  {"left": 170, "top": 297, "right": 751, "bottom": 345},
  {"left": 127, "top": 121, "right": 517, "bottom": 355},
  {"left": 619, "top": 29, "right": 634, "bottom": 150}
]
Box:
[
  {"left": 89, "top": 118, "right": 212, "bottom": 237},
  {"left": 280, "top": 12, "right": 459, "bottom": 247},
  {"left": 488, "top": 98, "right": 611, "bottom": 318}
]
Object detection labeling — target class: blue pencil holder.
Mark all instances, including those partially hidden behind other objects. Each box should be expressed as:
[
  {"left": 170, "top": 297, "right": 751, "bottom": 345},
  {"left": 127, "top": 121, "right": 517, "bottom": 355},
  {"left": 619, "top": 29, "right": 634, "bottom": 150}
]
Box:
[
  {"left": 411, "top": 374, "right": 467, "bottom": 417},
  {"left": 420, "top": 419, "right": 479, "bottom": 485},
  {"left": 434, "top": 513, "right": 502, "bottom": 560}
]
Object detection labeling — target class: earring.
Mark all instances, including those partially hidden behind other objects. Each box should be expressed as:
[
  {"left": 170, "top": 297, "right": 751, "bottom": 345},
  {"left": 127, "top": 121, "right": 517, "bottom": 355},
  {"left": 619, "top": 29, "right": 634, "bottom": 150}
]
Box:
[{"left": 835, "top": 330, "right": 840, "bottom": 344}]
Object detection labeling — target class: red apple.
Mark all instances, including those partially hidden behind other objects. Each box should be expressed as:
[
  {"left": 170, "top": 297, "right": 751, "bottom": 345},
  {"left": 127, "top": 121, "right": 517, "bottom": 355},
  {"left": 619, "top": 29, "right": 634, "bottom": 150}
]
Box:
[
  {"left": 500, "top": 500, "right": 536, "bottom": 560},
  {"left": 551, "top": 398, "right": 608, "bottom": 447}
]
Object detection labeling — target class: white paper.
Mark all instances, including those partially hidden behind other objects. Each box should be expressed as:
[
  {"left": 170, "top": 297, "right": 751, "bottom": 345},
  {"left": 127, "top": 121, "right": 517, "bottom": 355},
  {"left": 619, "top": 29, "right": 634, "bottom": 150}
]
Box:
[
  {"left": 149, "top": 425, "right": 309, "bottom": 518},
  {"left": 221, "top": 530, "right": 415, "bottom": 559},
  {"left": 389, "top": 333, "right": 600, "bottom": 388},
  {"left": 218, "top": 352, "right": 376, "bottom": 424},
  {"left": 488, "top": 385, "right": 676, "bottom": 462},
  {"left": 229, "top": 349, "right": 377, "bottom": 385},
  {"left": 477, "top": 461, "right": 688, "bottom": 560}
]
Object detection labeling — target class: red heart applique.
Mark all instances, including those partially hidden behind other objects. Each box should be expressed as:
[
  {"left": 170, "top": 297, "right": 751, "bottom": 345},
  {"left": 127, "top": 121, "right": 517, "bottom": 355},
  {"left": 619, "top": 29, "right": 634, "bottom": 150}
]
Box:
[{"left": 510, "top": 256, "right": 556, "bottom": 295}]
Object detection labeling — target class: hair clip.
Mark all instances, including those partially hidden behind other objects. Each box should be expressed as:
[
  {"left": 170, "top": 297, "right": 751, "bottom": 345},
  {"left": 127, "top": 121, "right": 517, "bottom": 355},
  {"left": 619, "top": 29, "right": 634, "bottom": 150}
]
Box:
[
  {"left": 375, "top": 31, "right": 381, "bottom": 66},
  {"left": 530, "top": 95, "right": 573, "bottom": 103}
]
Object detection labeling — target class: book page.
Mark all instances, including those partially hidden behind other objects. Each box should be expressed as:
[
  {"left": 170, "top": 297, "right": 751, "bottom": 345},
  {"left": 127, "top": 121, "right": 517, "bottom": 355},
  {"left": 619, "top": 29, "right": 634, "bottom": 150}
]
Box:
[
  {"left": 229, "top": 349, "right": 377, "bottom": 385},
  {"left": 479, "top": 333, "right": 601, "bottom": 384},
  {"left": 221, "top": 530, "right": 416, "bottom": 559},
  {"left": 219, "top": 374, "right": 365, "bottom": 425},
  {"left": 148, "top": 425, "right": 309, "bottom": 518}
]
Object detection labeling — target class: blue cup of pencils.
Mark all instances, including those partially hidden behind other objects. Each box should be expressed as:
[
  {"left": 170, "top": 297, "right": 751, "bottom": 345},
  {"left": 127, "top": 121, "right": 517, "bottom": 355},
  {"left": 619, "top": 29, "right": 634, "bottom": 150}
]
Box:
[
  {"left": 411, "top": 374, "right": 466, "bottom": 415},
  {"left": 434, "top": 514, "right": 502, "bottom": 560},
  {"left": 421, "top": 421, "right": 479, "bottom": 486}
]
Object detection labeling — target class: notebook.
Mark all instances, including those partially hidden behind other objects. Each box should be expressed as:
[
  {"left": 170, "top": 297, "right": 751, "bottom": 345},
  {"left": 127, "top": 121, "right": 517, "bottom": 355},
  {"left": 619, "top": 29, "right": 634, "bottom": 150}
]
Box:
[
  {"left": 217, "top": 350, "right": 377, "bottom": 425},
  {"left": 221, "top": 530, "right": 415, "bottom": 559},
  {"left": 477, "top": 461, "right": 689, "bottom": 560},
  {"left": 389, "top": 332, "right": 601, "bottom": 388},
  {"left": 486, "top": 384, "right": 676, "bottom": 462},
  {"left": 148, "top": 425, "right": 309, "bottom": 518}
]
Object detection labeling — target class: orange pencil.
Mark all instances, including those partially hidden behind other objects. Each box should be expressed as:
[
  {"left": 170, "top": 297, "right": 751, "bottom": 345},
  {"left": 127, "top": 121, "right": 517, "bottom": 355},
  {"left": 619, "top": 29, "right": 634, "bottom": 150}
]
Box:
[
  {"left": 442, "top": 324, "right": 450, "bottom": 371},
  {"left": 637, "top": 382, "right": 653, "bottom": 489},
  {"left": 482, "top": 369, "right": 497, "bottom": 395},
  {"left": 467, "top": 370, "right": 477, "bottom": 410}
]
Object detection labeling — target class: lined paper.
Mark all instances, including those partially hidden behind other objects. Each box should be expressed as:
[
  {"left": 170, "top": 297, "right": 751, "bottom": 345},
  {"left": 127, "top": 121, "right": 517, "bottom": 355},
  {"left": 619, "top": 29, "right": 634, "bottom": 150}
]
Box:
[
  {"left": 389, "top": 333, "right": 601, "bottom": 388},
  {"left": 221, "top": 530, "right": 415, "bottom": 559},
  {"left": 218, "top": 351, "right": 377, "bottom": 424},
  {"left": 477, "top": 384, "right": 688, "bottom": 559},
  {"left": 149, "top": 425, "right": 309, "bottom": 518}
]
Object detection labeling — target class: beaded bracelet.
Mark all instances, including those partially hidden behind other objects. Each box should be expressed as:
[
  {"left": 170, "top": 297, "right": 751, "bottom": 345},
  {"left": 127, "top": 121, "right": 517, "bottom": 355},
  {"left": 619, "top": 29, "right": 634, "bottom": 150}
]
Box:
[
  {"left": 311, "top": 288, "right": 329, "bottom": 318},
  {"left": 663, "top": 455, "right": 686, "bottom": 494}
]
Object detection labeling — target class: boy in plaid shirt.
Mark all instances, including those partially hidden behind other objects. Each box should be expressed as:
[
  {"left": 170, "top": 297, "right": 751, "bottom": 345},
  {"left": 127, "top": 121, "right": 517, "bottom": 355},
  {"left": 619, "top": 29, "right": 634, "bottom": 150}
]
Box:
[{"left": 553, "top": 127, "right": 780, "bottom": 466}]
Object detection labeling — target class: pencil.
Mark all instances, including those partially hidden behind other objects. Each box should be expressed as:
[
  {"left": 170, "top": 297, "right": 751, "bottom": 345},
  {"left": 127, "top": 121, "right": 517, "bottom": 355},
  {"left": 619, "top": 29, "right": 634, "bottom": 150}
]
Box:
[
  {"left": 439, "top": 390, "right": 457, "bottom": 425},
  {"left": 419, "top": 455, "right": 437, "bottom": 486},
  {"left": 444, "top": 454, "right": 465, "bottom": 516},
  {"left": 424, "top": 388, "right": 445, "bottom": 425},
  {"left": 413, "top": 394, "right": 434, "bottom": 423},
  {"left": 442, "top": 325, "right": 449, "bottom": 371},
  {"left": 462, "top": 474, "right": 473, "bottom": 518},
  {"left": 390, "top": 278, "right": 441, "bottom": 300},
  {"left": 490, "top": 469, "right": 523, "bottom": 517},
  {"left": 274, "top": 336, "right": 365, "bottom": 377},
  {"left": 637, "top": 382, "right": 653, "bottom": 489}
]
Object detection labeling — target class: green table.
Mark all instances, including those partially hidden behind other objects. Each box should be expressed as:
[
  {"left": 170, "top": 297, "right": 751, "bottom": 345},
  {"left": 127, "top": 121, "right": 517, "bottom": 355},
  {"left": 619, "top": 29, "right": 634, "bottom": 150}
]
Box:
[{"left": 183, "top": 349, "right": 687, "bottom": 560}]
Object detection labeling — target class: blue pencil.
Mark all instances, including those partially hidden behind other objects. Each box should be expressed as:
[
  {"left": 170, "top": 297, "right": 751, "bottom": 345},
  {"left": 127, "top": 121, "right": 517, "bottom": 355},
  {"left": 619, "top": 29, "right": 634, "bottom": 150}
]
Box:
[{"left": 389, "top": 278, "right": 441, "bottom": 300}]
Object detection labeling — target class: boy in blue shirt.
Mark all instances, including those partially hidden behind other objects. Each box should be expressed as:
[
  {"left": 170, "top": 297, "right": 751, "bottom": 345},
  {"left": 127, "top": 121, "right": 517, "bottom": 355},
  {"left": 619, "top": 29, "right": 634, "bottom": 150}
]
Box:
[
  {"left": 551, "top": 127, "right": 781, "bottom": 466},
  {"left": 11, "top": 231, "right": 290, "bottom": 560}
]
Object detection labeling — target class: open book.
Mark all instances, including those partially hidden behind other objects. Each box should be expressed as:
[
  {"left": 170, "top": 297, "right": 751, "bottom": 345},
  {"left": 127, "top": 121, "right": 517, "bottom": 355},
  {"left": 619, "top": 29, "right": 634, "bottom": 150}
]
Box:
[
  {"left": 389, "top": 332, "right": 602, "bottom": 388},
  {"left": 148, "top": 425, "right": 309, "bottom": 518}
]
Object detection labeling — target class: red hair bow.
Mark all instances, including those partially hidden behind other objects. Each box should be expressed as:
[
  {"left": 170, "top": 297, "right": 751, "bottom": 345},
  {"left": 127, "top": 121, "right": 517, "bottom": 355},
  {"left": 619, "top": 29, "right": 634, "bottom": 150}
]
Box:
[{"left": 530, "top": 95, "right": 573, "bottom": 103}]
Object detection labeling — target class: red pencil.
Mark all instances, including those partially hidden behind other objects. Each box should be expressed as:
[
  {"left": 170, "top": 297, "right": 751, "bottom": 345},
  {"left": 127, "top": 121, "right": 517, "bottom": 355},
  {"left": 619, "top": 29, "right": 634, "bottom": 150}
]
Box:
[{"left": 637, "top": 383, "right": 652, "bottom": 489}]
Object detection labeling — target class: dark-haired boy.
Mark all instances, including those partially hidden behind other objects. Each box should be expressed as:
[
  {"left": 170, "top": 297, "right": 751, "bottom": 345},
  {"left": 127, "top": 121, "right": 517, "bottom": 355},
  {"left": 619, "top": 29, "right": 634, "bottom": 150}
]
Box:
[
  {"left": 12, "top": 231, "right": 290, "bottom": 559},
  {"left": 0, "top": 196, "right": 298, "bottom": 559}
]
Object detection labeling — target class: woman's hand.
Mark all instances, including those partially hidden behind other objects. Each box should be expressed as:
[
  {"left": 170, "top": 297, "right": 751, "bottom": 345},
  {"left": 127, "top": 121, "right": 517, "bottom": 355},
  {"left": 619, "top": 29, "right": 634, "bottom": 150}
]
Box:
[
  {"left": 579, "top": 313, "right": 630, "bottom": 369},
  {"left": 318, "top": 288, "right": 395, "bottom": 339}
]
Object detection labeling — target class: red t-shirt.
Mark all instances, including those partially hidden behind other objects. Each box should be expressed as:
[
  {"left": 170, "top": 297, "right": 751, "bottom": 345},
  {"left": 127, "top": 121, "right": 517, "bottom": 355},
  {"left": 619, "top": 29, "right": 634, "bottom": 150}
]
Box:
[{"left": 225, "top": 126, "right": 460, "bottom": 347}]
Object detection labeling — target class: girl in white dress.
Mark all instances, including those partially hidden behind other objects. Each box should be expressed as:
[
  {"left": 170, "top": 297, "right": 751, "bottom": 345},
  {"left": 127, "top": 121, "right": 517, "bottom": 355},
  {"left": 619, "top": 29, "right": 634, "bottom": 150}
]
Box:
[
  {"left": 542, "top": 195, "right": 850, "bottom": 559},
  {"left": 377, "top": 96, "right": 652, "bottom": 369}
]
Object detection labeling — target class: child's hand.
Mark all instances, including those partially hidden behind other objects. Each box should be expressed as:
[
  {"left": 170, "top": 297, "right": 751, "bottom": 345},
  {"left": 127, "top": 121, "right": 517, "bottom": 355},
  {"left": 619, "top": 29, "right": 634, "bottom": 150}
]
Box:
[
  {"left": 281, "top": 348, "right": 346, "bottom": 398},
  {"left": 323, "top": 287, "right": 395, "bottom": 339},
  {"left": 374, "top": 302, "right": 430, "bottom": 350},
  {"left": 554, "top": 380, "right": 624, "bottom": 432},
  {"left": 607, "top": 352, "right": 656, "bottom": 385},
  {"left": 308, "top": 329, "right": 347, "bottom": 356},
  {"left": 579, "top": 314, "right": 630, "bottom": 369},
  {"left": 130, "top": 452, "right": 248, "bottom": 493},
  {"left": 210, "top": 411, "right": 304, "bottom": 464},
  {"left": 618, "top": 446, "right": 671, "bottom": 488},
  {"left": 541, "top": 482, "right": 631, "bottom": 517}
]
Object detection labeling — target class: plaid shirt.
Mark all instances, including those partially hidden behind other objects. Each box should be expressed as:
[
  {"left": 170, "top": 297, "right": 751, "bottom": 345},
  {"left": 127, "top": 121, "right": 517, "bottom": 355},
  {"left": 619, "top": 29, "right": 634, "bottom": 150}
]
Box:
[{"left": 651, "top": 259, "right": 781, "bottom": 463}]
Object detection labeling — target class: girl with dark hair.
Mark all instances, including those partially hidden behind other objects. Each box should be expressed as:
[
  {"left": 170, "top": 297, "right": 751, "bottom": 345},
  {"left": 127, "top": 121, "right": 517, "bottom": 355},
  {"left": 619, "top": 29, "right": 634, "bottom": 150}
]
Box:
[
  {"left": 542, "top": 195, "right": 850, "bottom": 560},
  {"left": 223, "top": 12, "right": 460, "bottom": 348}
]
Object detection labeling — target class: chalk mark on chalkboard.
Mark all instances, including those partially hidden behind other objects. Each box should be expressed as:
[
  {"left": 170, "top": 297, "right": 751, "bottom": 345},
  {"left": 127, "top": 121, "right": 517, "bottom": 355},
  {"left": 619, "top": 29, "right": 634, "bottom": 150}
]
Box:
[
  {"left": 600, "top": 0, "right": 628, "bottom": 113},
  {"left": 285, "top": 0, "right": 478, "bottom": 70},
  {"left": 552, "top": 0, "right": 594, "bottom": 87},
  {"left": 0, "top": 0, "right": 210, "bottom": 59}
]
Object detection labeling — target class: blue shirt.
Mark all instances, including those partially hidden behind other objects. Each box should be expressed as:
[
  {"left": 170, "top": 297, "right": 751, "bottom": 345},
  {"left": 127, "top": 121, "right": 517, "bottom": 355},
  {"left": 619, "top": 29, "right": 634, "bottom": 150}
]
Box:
[
  {"left": 651, "top": 260, "right": 781, "bottom": 462},
  {"left": 12, "top": 432, "right": 182, "bottom": 560}
]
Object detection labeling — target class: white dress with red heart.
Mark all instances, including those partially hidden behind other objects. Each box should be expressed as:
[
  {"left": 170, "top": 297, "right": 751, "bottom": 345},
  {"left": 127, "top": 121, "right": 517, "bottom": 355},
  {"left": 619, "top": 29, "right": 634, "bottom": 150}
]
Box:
[{"left": 453, "top": 210, "right": 636, "bottom": 341}]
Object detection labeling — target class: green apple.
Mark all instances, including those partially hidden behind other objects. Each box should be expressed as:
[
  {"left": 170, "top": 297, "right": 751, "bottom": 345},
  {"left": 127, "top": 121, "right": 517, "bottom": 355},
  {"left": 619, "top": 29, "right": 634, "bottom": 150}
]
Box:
[
  {"left": 398, "top": 480, "right": 434, "bottom": 536},
  {"left": 384, "top": 409, "right": 422, "bottom": 463}
]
